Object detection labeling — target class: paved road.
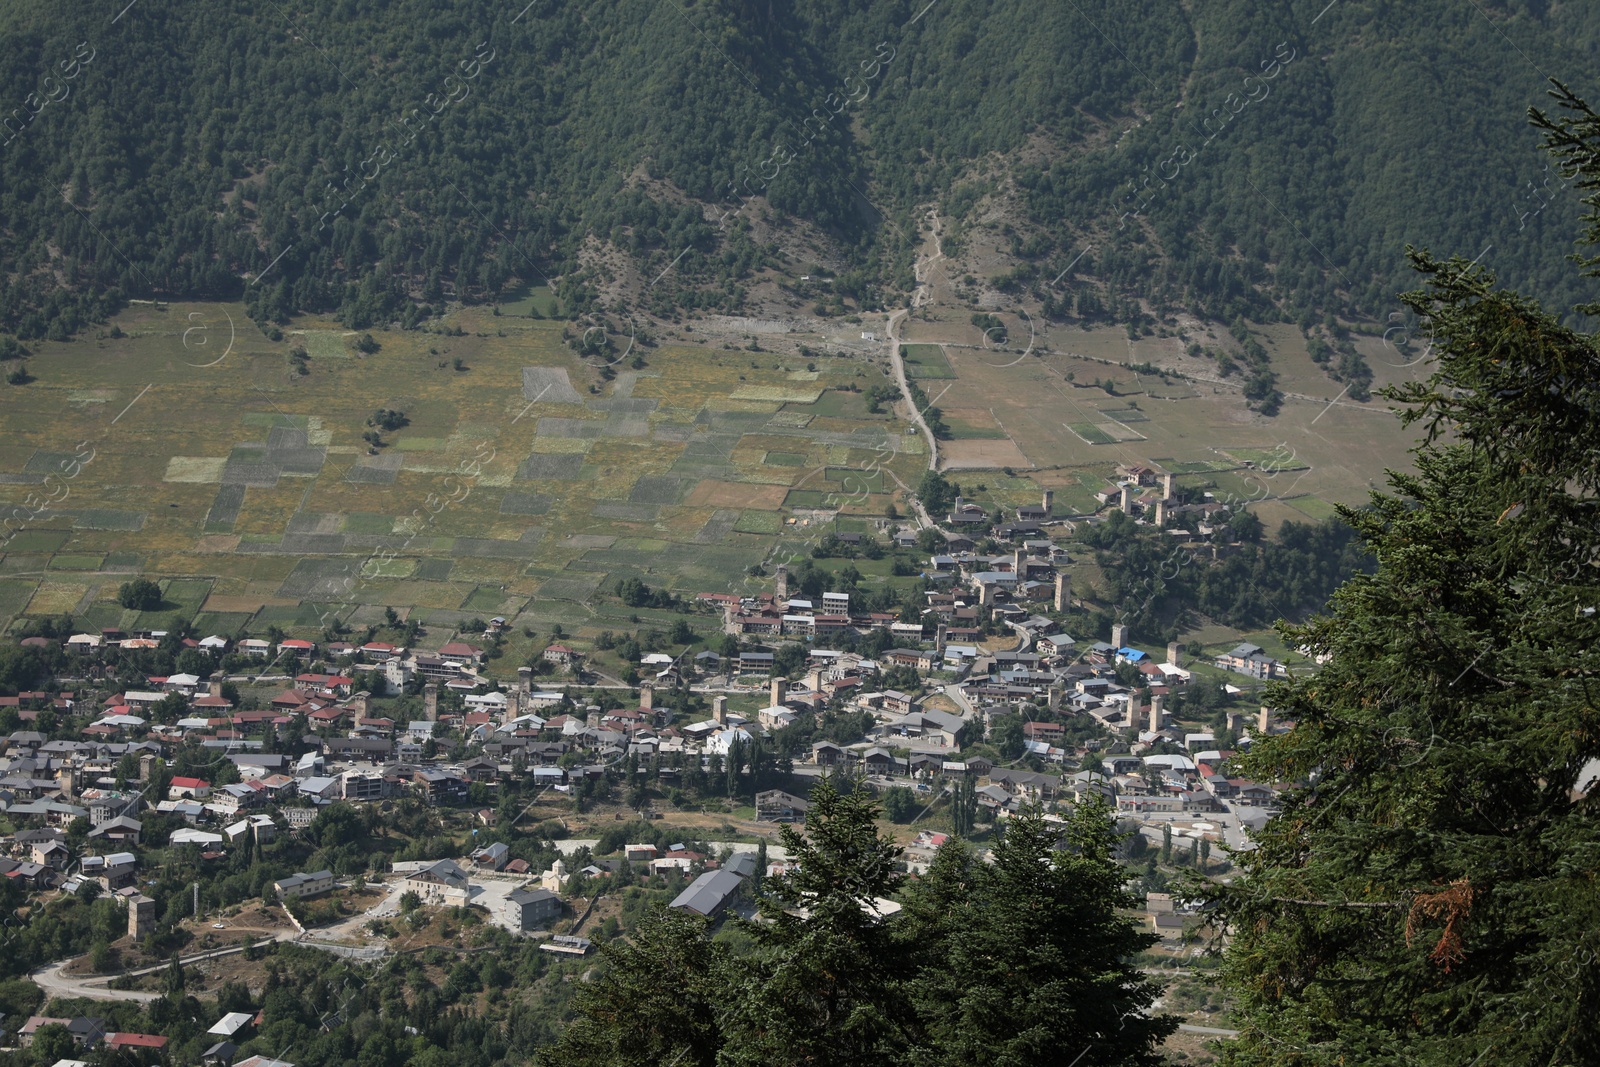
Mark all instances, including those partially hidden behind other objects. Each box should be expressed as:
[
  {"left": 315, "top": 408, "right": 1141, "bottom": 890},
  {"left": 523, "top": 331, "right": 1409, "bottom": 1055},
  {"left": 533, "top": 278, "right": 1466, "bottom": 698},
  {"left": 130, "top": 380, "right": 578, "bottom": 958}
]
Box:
[{"left": 32, "top": 929, "right": 301, "bottom": 1003}]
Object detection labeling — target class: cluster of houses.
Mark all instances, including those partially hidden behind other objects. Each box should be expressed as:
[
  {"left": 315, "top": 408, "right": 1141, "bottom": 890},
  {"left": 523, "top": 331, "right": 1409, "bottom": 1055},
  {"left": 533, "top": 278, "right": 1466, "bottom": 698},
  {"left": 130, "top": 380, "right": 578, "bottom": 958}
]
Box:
[
  {"left": 9, "top": 1006, "right": 313, "bottom": 1067},
  {"left": 41, "top": 629, "right": 504, "bottom": 699}
]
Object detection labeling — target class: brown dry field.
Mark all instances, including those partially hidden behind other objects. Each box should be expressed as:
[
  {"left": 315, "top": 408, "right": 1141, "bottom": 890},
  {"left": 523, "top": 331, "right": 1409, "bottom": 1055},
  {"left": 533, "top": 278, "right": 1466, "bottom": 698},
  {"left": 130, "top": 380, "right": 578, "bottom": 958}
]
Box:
[
  {"left": 937, "top": 344, "right": 1415, "bottom": 510},
  {"left": 943, "top": 438, "right": 1032, "bottom": 469},
  {"left": 683, "top": 480, "right": 791, "bottom": 509}
]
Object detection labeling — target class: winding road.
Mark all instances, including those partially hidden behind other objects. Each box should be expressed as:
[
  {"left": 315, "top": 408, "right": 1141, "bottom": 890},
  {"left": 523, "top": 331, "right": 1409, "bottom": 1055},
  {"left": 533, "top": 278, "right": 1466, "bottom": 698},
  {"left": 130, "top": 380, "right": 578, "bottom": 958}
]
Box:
[
  {"left": 886, "top": 210, "right": 947, "bottom": 482},
  {"left": 31, "top": 929, "right": 303, "bottom": 1003}
]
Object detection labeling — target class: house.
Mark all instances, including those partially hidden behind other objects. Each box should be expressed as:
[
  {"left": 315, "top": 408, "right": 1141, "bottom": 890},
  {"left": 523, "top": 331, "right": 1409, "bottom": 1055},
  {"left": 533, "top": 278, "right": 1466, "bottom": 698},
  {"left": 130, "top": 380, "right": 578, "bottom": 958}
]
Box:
[
  {"left": 32, "top": 840, "right": 71, "bottom": 868},
  {"left": 505, "top": 887, "right": 562, "bottom": 931},
  {"left": 541, "top": 644, "right": 579, "bottom": 667},
  {"left": 948, "top": 501, "right": 988, "bottom": 525},
  {"left": 88, "top": 816, "right": 143, "bottom": 845},
  {"left": 470, "top": 842, "right": 509, "bottom": 870},
  {"left": 1023, "top": 721, "right": 1065, "bottom": 741},
  {"left": 164, "top": 673, "right": 203, "bottom": 694},
  {"left": 66, "top": 633, "right": 104, "bottom": 653},
  {"left": 19, "top": 1016, "right": 105, "bottom": 1048},
  {"left": 202, "top": 1041, "right": 239, "bottom": 1065},
  {"left": 273, "top": 870, "right": 334, "bottom": 899},
  {"left": 404, "top": 858, "right": 473, "bottom": 905},
  {"left": 437, "top": 641, "right": 485, "bottom": 665},
  {"left": 705, "top": 727, "right": 754, "bottom": 756},
  {"left": 1150, "top": 912, "right": 1188, "bottom": 939},
  {"left": 881, "top": 690, "right": 920, "bottom": 715},
  {"left": 1216, "top": 643, "right": 1283, "bottom": 679},
  {"left": 810, "top": 740, "right": 848, "bottom": 767},
  {"left": 414, "top": 770, "right": 468, "bottom": 804},
  {"left": 82, "top": 852, "right": 138, "bottom": 890},
  {"left": 669, "top": 868, "right": 745, "bottom": 917},
  {"left": 360, "top": 642, "right": 399, "bottom": 662},
  {"left": 206, "top": 1012, "right": 255, "bottom": 1039},
  {"left": 755, "top": 789, "right": 810, "bottom": 823},
  {"left": 862, "top": 746, "right": 899, "bottom": 777},
  {"left": 169, "top": 776, "right": 211, "bottom": 800},
  {"left": 214, "top": 782, "right": 266, "bottom": 813},
  {"left": 104, "top": 1033, "right": 169, "bottom": 1052},
  {"left": 737, "top": 652, "right": 775, "bottom": 675},
  {"left": 226, "top": 814, "right": 278, "bottom": 844}
]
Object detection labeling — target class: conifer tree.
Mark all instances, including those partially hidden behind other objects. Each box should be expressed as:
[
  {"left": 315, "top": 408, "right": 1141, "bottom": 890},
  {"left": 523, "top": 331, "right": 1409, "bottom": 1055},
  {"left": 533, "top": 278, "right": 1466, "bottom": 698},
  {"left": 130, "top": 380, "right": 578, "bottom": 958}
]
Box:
[
  {"left": 719, "top": 777, "right": 914, "bottom": 1067},
  {"left": 1219, "top": 82, "right": 1600, "bottom": 1067},
  {"left": 534, "top": 906, "right": 727, "bottom": 1067},
  {"left": 905, "top": 803, "right": 1174, "bottom": 1066}
]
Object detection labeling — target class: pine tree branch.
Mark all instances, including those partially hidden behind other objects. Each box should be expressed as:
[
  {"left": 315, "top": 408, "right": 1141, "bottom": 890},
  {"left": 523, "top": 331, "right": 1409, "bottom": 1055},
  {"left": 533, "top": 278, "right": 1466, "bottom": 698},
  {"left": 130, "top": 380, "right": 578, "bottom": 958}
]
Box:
[{"left": 1266, "top": 897, "right": 1405, "bottom": 909}]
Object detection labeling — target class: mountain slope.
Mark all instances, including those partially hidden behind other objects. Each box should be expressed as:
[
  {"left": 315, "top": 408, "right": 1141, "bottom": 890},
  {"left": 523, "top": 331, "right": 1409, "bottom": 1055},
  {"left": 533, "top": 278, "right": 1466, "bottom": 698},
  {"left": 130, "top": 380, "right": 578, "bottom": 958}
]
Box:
[{"left": 0, "top": 0, "right": 1594, "bottom": 340}]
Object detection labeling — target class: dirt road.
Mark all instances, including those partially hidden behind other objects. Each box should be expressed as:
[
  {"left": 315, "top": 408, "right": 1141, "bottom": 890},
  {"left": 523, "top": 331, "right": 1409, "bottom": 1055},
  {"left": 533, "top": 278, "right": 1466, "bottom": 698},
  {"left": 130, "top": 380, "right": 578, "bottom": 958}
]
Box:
[{"left": 886, "top": 210, "right": 947, "bottom": 480}]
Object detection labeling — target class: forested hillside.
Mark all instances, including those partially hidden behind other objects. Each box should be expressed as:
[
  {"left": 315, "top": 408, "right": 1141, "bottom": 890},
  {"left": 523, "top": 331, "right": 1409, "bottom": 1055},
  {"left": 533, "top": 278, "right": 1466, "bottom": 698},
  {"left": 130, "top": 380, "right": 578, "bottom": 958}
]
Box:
[{"left": 1, "top": 0, "right": 1595, "bottom": 338}]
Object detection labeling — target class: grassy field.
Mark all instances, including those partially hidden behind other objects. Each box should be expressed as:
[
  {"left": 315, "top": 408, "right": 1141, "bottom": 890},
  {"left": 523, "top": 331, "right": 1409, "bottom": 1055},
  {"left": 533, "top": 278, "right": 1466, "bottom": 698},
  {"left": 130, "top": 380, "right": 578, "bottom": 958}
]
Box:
[
  {"left": 901, "top": 343, "right": 956, "bottom": 379},
  {"left": 0, "top": 301, "right": 926, "bottom": 654},
  {"left": 929, "top": 329, "right": 1417, "bottom": 521}
]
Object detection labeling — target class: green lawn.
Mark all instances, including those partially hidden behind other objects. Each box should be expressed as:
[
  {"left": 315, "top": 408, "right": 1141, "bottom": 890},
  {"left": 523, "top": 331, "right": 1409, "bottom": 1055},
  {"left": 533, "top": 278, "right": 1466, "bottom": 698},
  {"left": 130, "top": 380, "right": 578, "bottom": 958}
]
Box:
[
  {"left": 48, "top": 554, "right": 104, "bottom": 571},
  {"left": 902, "top": 344, "right": 956, "bottom": 379},
  {"left": 733, "top": 510, "right": 783, "bottom": 534},
  {"left": 1067, "top": 423, "right": 1116, "bottom": 445},
  {"left": 6, "top": 530, "right": 69, "bottom": 553}
]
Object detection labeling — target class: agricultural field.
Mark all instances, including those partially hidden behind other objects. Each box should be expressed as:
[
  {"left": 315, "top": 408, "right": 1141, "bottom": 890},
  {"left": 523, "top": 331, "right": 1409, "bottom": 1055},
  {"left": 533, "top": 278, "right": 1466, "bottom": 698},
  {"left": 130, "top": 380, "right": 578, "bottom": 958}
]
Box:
[
  {"left": 908, "top": 321, "right": 1419, "bottom": 517},
  {"left": 0, "top": 291, "right": 1424, "bottom": 663},
  {"left": 0, "top": 301, "right": 925, "bottom": 655}
]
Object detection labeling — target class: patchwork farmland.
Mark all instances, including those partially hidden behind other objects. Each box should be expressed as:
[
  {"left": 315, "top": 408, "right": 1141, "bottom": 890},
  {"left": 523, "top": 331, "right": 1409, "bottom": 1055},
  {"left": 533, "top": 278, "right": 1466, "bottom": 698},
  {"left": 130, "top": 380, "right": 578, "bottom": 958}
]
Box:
[
  {"left": 0, "top": 300, "right": 925, "bottom": 655},
  {"left": 0, "top": 294, "right": 1422, "bottom": 668}
]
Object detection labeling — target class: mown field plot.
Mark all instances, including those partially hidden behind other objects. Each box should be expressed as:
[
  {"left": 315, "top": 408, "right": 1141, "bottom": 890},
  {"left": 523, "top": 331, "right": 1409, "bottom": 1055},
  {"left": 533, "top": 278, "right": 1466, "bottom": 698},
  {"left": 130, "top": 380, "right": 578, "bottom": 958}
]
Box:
[
  {"left": 5, "top": 530, "right": 70, "bottom": 553},
  {"left": 902, "top": 344, "right": 956, "bottom": 379},
  {"left": 0, "top": 580, "right": 38, "bottom": 622},
  {"left": 27, "top": 581, "right": 88, "bottom": 615},
  {"left": 48, "top": 554, "right": 104, "bottom": 571},
  {"left": 500, "top": 285, "right": 561, "bottom": 318},
  {"left": 733, "top": 510, "right": 783, "bottom": 534},
  {"left": 941, "top": 407, "right": 1009, "bottom": 441}
]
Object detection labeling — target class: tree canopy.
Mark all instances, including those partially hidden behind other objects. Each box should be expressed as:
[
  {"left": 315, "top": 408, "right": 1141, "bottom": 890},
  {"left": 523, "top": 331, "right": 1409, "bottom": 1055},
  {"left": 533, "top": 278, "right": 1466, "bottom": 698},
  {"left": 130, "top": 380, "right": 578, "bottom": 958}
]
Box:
[
  {"left": 1218, "top": 82, "right": 1600, "bottom": 1067},
  {"left": 542, "top": 780, "right": 1172, "bottom": 1066},
  {"left": 1, "top": 2, "right": 1595, "bottom": 339}
]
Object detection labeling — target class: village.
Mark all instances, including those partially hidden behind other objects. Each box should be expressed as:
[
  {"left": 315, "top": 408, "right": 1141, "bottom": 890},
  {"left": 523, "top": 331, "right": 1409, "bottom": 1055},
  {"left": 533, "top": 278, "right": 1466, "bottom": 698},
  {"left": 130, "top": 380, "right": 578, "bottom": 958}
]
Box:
[{"left": 0, "top": 457, "right": 1309, "bottom": 1064}]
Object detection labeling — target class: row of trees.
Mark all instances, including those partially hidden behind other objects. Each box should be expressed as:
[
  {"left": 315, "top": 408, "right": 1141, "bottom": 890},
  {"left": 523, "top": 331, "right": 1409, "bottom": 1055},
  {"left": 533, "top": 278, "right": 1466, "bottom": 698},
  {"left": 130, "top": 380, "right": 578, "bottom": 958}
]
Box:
[{"left": 543, "top": 780, "right": 1171, "bottom": 1066}]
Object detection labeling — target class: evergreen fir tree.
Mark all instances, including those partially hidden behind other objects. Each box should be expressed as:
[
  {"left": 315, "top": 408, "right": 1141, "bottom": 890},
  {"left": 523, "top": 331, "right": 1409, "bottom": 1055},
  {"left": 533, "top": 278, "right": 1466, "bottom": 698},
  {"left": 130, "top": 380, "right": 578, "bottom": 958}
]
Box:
[
  {"left": 905, "top": 803, "right": 1175, "bottom": 1066},
  {"left": 1218, "top": 82, "right": 1600, "bottom": 1067}
]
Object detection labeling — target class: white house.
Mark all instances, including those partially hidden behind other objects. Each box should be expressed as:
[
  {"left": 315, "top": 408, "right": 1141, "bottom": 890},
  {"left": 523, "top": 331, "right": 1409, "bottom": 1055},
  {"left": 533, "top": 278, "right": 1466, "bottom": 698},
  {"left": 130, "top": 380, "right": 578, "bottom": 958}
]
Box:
[
  {"left": 706, "top": 726, "right": 754, "bottom": 756},
  {"left": 273, "top": 869, "right": 334, "bottom": 899},
  {"left": 403, "top": 858, "right": 473, "bottom": 905}
]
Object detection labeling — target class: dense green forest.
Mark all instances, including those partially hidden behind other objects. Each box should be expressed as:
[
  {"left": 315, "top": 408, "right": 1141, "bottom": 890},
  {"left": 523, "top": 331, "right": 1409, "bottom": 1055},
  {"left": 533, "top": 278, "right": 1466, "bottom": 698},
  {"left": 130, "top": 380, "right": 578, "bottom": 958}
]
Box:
[
  {"left": 0, "top": 1, "right": 1596, "bottom": 339},
  {"left": 1081, "top": 509, "right": 1374, "bottom": 640}
]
